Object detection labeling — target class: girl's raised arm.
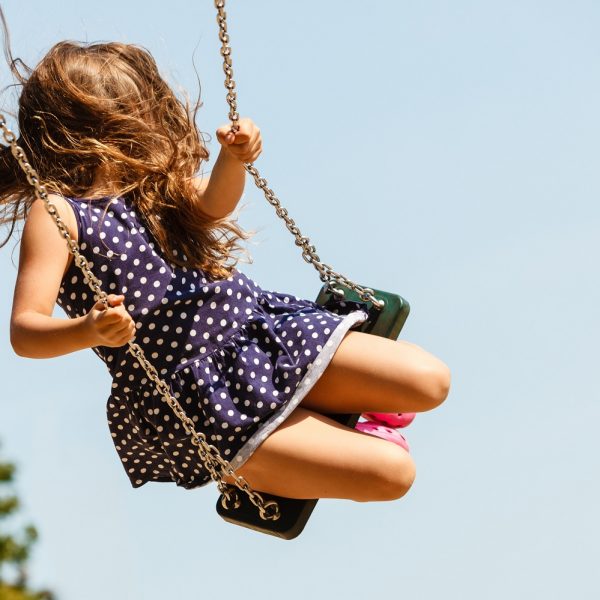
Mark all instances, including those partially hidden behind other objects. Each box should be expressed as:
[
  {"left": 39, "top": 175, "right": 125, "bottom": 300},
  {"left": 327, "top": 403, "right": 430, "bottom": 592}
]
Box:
[{"left": 192, "top": 118, "right": 262, "bottom": 219}]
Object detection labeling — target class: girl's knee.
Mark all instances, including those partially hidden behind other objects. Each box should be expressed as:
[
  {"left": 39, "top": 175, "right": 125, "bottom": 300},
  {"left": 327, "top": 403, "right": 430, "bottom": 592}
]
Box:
[
  {"left": 358, "top": 446, "right": 416, "bottom": 502},
  {"left": 433, "top": 361, "right": 451, "bottom": 406},
  {"left": 418, "top": 360, "right": 451, "bottom": 411}
]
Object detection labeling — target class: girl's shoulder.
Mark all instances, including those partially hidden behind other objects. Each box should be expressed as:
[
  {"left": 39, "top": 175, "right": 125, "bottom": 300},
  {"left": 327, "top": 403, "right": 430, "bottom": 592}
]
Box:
[
  {"left": 26, "top": 194, "right": 79, "bottom": 244},
  {"left": 17, "top": 194, "right": 80, "bottom": 293},
  {"left": 27, "top": 194, "right": 124, "bottom": 243}
]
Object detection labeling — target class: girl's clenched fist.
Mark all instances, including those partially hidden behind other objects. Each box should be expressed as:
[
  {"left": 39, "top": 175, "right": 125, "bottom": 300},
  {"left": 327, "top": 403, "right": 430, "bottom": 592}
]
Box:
[
  {"left": 85, "top": 294, "right": 136, "bottom": 347},
  {"left": 216, "top": 117, "right": 263, "bottom": 163}
]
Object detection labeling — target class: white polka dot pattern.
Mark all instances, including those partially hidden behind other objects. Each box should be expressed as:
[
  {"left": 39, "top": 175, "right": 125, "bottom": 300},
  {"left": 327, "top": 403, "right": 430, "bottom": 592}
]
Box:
[{"left": 56, "top": 195, "right": 369, "bottom": 489}]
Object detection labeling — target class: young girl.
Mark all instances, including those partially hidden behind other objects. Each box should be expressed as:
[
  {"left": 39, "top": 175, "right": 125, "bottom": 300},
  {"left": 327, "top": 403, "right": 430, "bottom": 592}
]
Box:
[{"left": 2, "top": 40, "right": 450, "bottom": 503}]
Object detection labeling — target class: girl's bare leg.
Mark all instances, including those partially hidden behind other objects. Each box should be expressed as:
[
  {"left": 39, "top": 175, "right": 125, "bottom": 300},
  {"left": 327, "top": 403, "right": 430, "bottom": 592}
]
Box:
[
  {"left": 227, "top": 330, "right": 447, "bottom": 500},
  {"left": 228, "top": 406, "right": 416, "bottom": 501},
  {"left": 301, "top": 330, "right": 451, "bottom": 415}
]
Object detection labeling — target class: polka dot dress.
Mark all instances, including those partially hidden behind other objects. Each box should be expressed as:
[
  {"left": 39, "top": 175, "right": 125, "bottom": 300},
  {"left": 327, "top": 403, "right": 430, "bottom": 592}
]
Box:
[{"left": 56, "top": 195, "right": 369, "bottom": 489}]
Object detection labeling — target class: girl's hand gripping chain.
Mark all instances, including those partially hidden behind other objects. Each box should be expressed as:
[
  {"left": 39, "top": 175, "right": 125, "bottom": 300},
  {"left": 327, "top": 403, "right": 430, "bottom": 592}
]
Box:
[
  {"left": 84, "top": 294, "right": 136, "bottom": 347},
  {"left": 216, "top": 117, "right": 263, "bottom": 163}
]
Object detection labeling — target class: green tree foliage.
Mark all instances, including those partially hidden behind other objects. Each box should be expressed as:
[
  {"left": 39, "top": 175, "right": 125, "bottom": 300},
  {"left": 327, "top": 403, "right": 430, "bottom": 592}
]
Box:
[{"left": 0, "top": 445, "right": 54, "bottom": 600}]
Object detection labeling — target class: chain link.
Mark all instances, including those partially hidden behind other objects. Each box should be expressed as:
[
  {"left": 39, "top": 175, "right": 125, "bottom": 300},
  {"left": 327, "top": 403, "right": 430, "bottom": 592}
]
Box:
[
  {"left": 214, "top": 0, "right": 384, "bottom": 310},
  {"left": 0, "top": 115, "right": 280, "bottom": 522}
]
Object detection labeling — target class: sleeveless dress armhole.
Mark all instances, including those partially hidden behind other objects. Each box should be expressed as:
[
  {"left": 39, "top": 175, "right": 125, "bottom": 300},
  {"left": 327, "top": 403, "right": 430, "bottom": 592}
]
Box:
[{"left": 62, "top": 196, "right": 83, "bottom": 233}]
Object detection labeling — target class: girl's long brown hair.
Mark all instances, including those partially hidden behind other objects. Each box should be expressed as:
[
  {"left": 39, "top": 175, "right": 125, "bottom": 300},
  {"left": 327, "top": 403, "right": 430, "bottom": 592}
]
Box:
[{"left": 0, "top": 17, "right": 252, "bottom": 280}]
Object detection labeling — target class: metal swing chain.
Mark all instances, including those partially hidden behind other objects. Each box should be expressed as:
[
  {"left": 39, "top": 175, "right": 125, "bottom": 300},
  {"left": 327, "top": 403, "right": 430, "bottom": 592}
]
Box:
[
  {"left": 0, "top": 116, "right": 280, "bottom": 522},
  {"left": 214, "top": 0, "right": 385, "bottom": 311}
]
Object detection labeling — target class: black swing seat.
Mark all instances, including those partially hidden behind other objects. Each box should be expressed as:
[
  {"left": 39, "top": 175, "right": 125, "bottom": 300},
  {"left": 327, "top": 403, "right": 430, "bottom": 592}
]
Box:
[{"left": 216, "top": 282, "right": 410, "bottom": 539}]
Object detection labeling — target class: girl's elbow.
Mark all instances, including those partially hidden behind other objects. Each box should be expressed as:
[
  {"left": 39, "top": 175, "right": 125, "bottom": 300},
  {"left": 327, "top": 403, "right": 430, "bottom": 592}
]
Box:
[
  {"left": 10, "top": 332, "right": 27, "bottom": 357},
  {"left": 9, "top": 323, "right": 30, "bottom": 358}
]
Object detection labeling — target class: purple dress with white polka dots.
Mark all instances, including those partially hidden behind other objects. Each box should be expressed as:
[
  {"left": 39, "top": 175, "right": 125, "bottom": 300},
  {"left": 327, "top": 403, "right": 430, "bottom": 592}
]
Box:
[{"left": 56, "top": 195, "right": 369, "bottom": 489}]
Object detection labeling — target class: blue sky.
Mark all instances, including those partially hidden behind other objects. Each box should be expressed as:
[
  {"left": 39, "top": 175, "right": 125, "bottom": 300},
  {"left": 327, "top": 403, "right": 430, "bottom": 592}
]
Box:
[{"left": 1, "top": 1, "right": 599, "bottom": 598}]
